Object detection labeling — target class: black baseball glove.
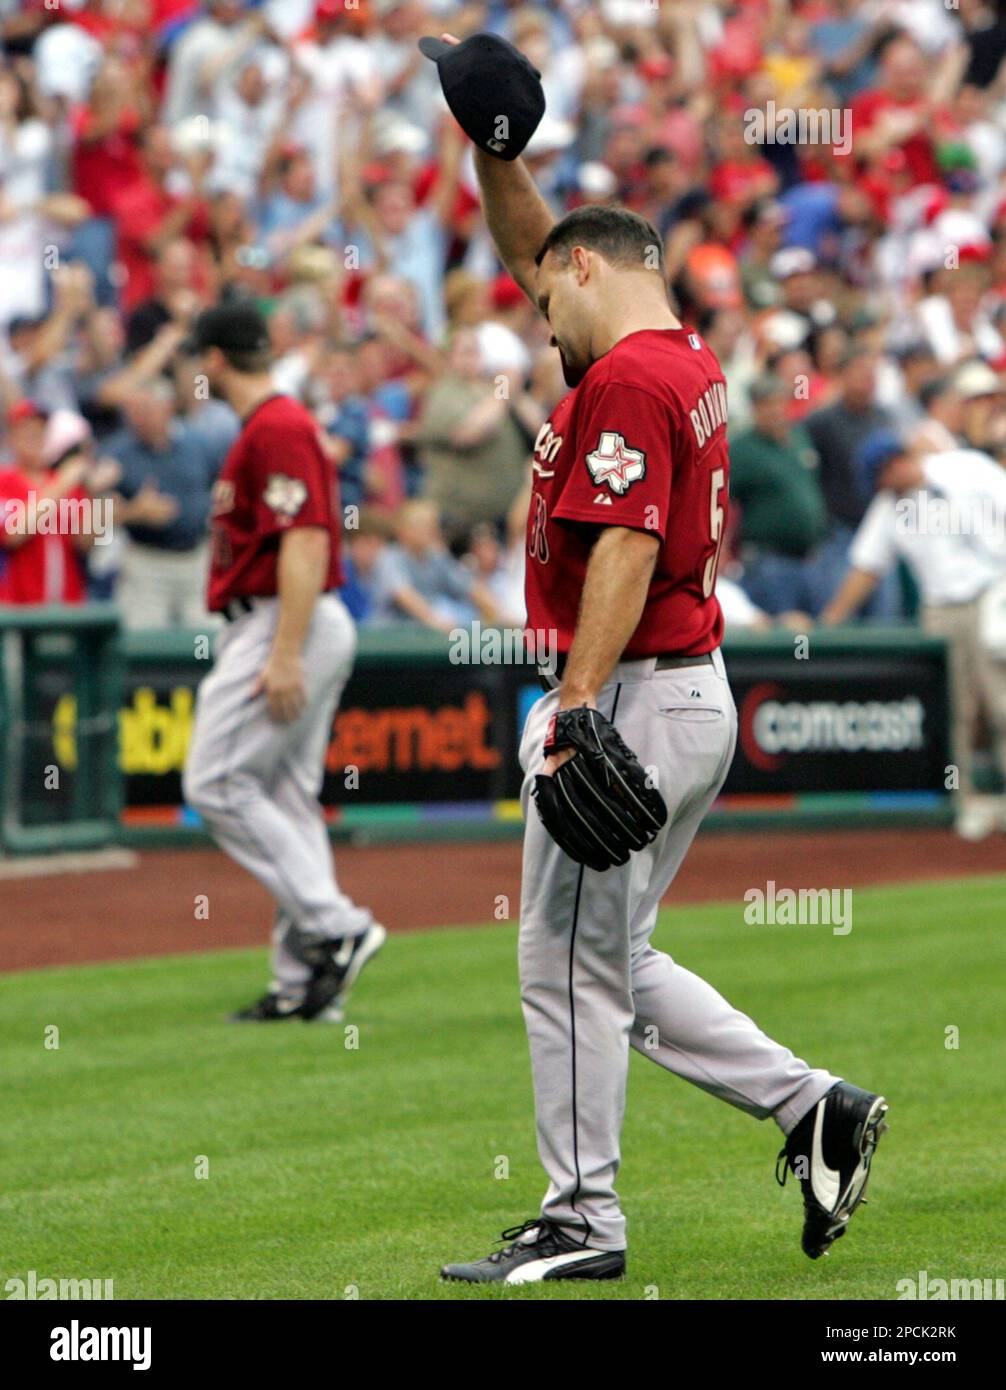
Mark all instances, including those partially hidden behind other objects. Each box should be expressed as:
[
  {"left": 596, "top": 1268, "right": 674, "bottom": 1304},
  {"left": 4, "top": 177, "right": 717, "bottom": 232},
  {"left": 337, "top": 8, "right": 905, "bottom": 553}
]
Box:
[{"left": 531, "top": 707, "right": 668, "bottom": 872}]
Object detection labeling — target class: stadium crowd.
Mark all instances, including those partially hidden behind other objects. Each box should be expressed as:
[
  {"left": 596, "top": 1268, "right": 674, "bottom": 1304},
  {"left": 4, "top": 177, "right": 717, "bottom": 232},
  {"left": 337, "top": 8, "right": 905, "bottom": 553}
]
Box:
[{"left": 2, "top": 0, "right": 1006, "bottom": 655}]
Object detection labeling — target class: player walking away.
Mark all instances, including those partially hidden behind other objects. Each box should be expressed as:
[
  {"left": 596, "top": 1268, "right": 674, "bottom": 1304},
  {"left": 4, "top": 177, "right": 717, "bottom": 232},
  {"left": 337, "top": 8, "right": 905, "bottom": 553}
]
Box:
[
  {"left": 419, "top": 33, "right": 889, "bottom": 1285},
  {"left": 181, "top": 301, "right": 385, "bottom": 1022}
]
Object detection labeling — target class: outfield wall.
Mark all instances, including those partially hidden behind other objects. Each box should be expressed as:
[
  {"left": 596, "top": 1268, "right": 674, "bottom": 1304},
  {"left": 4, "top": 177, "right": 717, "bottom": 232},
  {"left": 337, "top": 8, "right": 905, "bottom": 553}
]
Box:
[{"left": 0, "top": 609, "right": 953, "bottom": 853}]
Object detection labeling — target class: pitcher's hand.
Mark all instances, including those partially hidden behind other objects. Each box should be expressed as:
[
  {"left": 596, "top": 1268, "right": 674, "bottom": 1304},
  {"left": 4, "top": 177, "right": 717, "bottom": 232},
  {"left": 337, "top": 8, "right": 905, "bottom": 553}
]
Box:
[{"left": 253, "top": 648, "right": 307, "bottom": 723}]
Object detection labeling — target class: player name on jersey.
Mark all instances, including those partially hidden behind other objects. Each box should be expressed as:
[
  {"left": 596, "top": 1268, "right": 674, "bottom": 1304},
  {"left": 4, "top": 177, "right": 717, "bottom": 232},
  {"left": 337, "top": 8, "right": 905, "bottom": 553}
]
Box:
[{"left": 689, "top": 381, "right": 728, "bottom": 450}]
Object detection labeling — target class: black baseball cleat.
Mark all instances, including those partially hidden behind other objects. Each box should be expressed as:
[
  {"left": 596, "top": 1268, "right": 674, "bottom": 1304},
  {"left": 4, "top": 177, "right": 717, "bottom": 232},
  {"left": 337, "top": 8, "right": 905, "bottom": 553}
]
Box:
[
  {"left": 288, "top": 922, "right": 388, "bottom": 1020},
  {"left": 230, "top": 990, "right": 307, "bottom": 1022},
  {"left": 441, "top": 1219, "right": 626, "bottom": 1285},
  {"left": 229, "top": 924, "right": 386, "bottom": 1023},
  {"left": 777, "top": 1081, "right": 889, "bottom": 1259}
]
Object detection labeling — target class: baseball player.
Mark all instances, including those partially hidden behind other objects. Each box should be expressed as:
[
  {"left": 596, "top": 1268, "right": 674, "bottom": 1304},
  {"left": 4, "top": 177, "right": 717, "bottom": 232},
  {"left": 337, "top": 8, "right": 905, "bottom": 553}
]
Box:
[
  {"left": 419, "top": 34, "right": 889, "bottom": 1285},
  {"left": 181, "top": 301, "right": 385, "bottom": 1022}
]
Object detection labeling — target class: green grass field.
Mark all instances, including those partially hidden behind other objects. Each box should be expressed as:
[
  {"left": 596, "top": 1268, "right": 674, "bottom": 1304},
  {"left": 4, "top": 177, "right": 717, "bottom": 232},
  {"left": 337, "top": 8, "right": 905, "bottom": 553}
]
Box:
[{"left": 2, "top": 876, "right": 1004, "bottom": 1301}]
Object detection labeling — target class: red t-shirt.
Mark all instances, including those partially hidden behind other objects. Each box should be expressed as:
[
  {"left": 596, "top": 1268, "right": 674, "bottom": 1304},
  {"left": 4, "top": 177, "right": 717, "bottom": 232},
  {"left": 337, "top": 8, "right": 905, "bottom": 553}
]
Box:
[
  {"left": 71, "top": 105, "right": 144, "bottom": 218},
  {"left": 0, "top": 471, "right": 87, "bottom": 604},
  {"left": 850, "top": 90, "right": 938, "bottom": 187},
  {"left": 208, "top": 395, "right": 345, "bottom": 611},
  {"left": 413, "top": 160, "right": 481, "bottom": 227},
  {"left": 111, "top": 176, "right": 212, "bottom": 310},
  {"left": 525, "top": 328, "right": 728, "bottom": 658}
]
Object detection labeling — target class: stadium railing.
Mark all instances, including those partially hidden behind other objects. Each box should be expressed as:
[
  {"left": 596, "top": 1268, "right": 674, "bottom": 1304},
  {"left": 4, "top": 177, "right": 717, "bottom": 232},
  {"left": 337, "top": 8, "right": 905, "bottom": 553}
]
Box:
[{"left": 0, "top": 605, "right": 122, "bottom": 854}]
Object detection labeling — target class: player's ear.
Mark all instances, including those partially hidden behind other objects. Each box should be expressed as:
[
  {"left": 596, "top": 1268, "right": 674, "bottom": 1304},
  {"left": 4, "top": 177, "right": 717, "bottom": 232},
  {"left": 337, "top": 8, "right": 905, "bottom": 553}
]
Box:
[{"left": 570, "top": 245, "right": 592, "bottom": 285}]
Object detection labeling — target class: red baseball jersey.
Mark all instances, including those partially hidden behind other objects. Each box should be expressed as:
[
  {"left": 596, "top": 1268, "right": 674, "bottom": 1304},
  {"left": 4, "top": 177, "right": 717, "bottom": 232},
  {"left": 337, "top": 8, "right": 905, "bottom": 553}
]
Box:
[
  {"left": 525, "top": 327, "right": 728, "bottom": 658},
  {"left": 208, "top": 394, "right": 344, "bottom": 612}
]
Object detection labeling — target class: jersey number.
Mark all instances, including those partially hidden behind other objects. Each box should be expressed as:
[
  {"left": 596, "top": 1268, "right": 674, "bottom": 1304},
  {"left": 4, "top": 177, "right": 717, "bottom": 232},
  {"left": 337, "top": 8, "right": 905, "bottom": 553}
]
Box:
[
  {"left": 701, "top": 468, "right": 726, "bottom": 599},
  {"left": 528, "top": 492, "right": 549, "bottom": 563}
]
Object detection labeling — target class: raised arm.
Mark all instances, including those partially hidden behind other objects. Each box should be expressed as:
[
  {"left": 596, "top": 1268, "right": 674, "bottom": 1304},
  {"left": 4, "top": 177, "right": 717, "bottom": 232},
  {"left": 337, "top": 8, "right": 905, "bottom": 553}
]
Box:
[
  {"left": 432, "top": 31, "right": 554, "bottom": 303},
  {"left": 471, "top": 148, "right": 555, "bottom": 305}
]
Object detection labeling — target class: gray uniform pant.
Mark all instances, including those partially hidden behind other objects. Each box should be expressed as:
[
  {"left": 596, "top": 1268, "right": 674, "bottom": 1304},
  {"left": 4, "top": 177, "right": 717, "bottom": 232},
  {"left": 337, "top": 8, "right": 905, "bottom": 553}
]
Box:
[
  {"left": 518, "top": 649, "right": 836, "bottom": 1252},
  {"left": 183, "top": 594, "right": 371, "bottom": 988}
]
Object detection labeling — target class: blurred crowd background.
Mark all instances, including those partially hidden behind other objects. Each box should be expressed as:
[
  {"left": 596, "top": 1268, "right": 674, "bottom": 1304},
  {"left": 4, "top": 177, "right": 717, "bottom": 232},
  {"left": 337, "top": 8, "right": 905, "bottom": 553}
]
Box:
[{"left": 3, "top": 0, "right": 1006, "bottom": 640}]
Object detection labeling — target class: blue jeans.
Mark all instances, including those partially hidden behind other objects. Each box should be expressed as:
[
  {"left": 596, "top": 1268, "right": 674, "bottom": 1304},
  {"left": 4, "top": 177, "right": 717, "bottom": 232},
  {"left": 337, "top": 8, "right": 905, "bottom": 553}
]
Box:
[
  {"left": 65, "top": 218, "right": 118, "bottom": 307},
  {"left": 815, "top": 524, "right": 903, "bottom": 621},
  {"left": 742, "top": 528, "right": 903, "bottom": 621},
  {"left": 741, "top": 547, "right": 830, "bottom": 616}
]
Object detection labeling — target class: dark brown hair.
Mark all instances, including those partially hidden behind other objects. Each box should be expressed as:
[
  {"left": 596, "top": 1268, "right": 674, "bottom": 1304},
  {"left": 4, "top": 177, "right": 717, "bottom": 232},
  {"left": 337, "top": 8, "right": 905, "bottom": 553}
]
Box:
[{"left": 534, "top": 205, "right": 665, "bottom": 275}]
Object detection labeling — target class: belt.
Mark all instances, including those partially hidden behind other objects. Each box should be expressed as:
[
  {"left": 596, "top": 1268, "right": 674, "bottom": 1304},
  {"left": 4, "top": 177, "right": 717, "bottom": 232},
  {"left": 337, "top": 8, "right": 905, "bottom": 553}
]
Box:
[
  {"left": 222, "top": 596, "right": 258, "bottom": 623},
  {"left": 537, "top": 650, "right": 713, "bottom": 693},
  {"left": 221, "top": 591, "right": 339, "bottom": 623}
]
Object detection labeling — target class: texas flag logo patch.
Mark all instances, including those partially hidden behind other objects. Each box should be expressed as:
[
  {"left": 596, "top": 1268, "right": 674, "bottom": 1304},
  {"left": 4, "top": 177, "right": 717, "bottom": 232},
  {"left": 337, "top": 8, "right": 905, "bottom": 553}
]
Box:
[
  {"left": 585, "top": 431, "right": 646, "bottom": 495},
  {"left": 263, "top": 473, "right": 308, "bottom": 520}
]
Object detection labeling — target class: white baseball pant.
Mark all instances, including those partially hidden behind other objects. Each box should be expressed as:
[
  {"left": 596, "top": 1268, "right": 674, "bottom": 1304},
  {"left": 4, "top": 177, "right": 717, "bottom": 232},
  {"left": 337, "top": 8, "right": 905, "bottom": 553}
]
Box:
[
  {"left": 518, "top": 648, "right": 837, "bottom": 1251},
  {"left": 183, "top": 594, "right": 372, "bottom": 987}
]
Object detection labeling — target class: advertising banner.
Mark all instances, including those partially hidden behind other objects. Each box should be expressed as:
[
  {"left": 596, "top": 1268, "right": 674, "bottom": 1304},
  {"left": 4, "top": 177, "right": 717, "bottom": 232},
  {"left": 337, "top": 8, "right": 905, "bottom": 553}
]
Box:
[{"left": 19, "top": 629, "right": 951, "bottom": 829}]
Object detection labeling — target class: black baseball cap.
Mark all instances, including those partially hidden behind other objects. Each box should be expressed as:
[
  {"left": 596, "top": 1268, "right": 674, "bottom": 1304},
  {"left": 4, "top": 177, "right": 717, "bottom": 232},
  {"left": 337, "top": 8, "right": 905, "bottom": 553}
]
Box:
[
  {"left": 184, "top": 301, "right": 271, "bottom": 356},
  {"left": 418, "top": 32, "right": 545, "bottom": 161}
]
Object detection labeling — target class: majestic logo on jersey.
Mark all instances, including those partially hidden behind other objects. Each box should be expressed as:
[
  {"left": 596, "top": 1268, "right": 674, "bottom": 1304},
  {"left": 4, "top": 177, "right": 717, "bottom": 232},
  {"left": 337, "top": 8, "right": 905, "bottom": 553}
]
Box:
[
  {"left": 263, "top": 474, "right": 308, "bottom": 520},
  {"left": 585, "top": 431, "right": 646, "bottom": 495}
]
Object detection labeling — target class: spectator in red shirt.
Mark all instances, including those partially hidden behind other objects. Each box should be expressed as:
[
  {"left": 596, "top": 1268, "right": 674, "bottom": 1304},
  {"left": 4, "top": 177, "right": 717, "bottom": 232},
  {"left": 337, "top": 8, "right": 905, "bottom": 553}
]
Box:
[
  {"left": 851, "top": 35, "right": 940, "bottom": 189},
  {"left": 600, "top": 115, "right": 649, "bottom": 208},
  {"left": 0, "top": 402, "right": 93, "bottom": 605},
  {"left": 68, "top": 52, "right": 151, "bottom": 305},
  {"left": 69, "top": 0, "right": 150, "bottom": 47},
  {"left": 111, "top": 126, "right": 213, "bottom": 312},
  {"left": 71, "top": 55, "right": 146, "bottom": 219},
  {"left": 709, "top": 116, "right": 779, "bottom": 211}
]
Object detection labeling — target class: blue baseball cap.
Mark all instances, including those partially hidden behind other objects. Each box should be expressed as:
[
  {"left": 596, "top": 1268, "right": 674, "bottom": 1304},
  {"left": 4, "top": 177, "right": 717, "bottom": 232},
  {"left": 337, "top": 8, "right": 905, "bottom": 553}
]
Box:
[{"left": 855, "top": 429, "right": 907, "bottom": 496}]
